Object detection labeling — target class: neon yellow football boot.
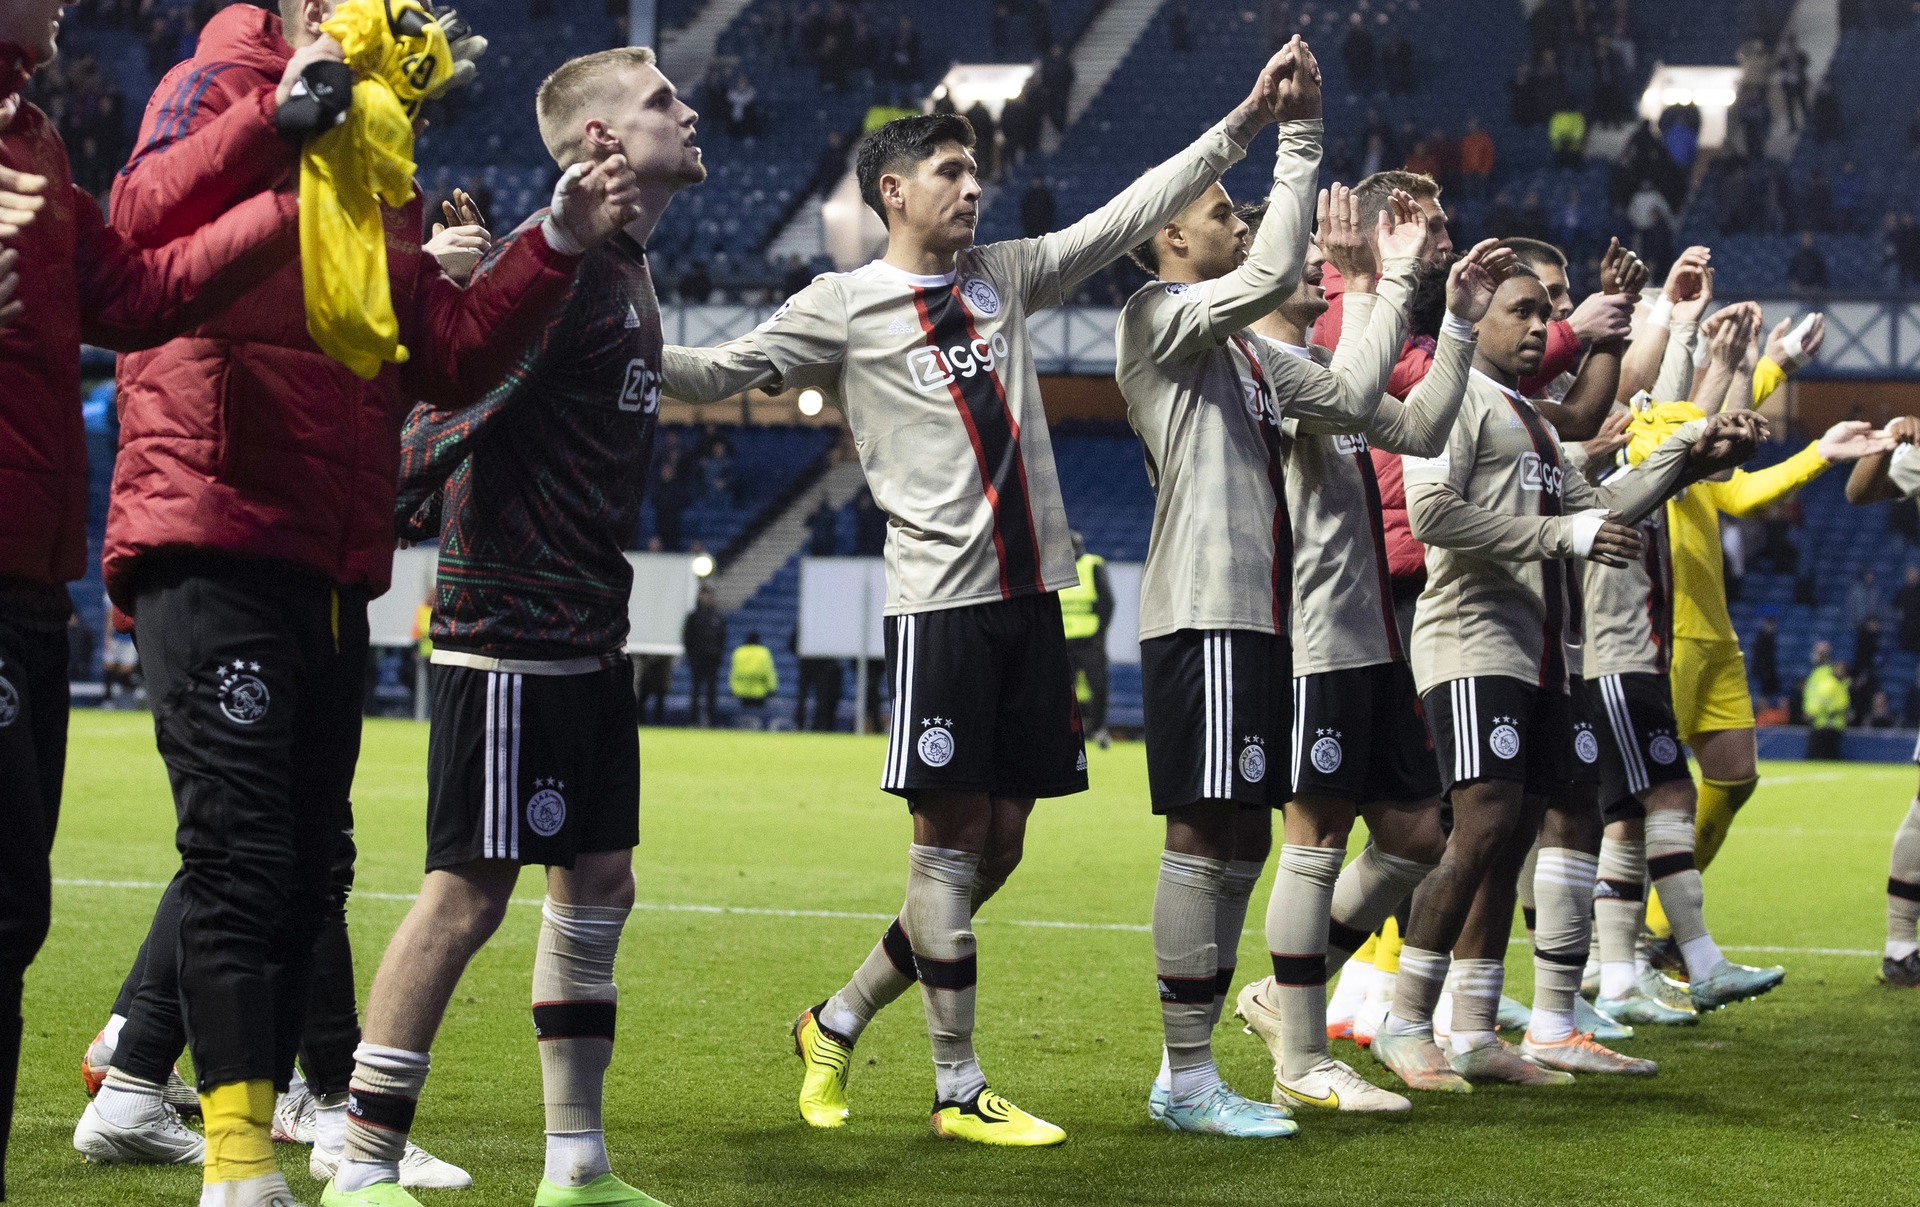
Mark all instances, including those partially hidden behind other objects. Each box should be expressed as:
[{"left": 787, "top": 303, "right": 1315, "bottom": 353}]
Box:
[
  {"left": 791, "top": 1004, "right": 853, "bottom": 1128},
  {"left": 930, "top": 1088, "right": 1065, "bottom": 1146},
  {"left": 534, "top": 1173, "right": 672, "bottom": 1206}
]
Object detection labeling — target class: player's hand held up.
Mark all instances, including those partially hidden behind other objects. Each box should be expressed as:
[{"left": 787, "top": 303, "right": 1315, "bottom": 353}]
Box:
[
  {"left": 0, "top": 163, "right": 48, "bottom": 239},
  {"left": 542, "top": 154, "right": 641, "bottom": 255},
  {"left": 1691, "top": 409, "right": 1767, "bottom": 471},
  {"left": 1765, "top": 312, "right": 1825, "bottom": 373},
  {"left": 426, "top": 188, "right": 493, "bottom": 285},
  {"left": 1374, "top": 187, "right": 1431, "bottom": 264},
  {"left": 1818, "top": 419, "right": 1897, "bottom": 463},
  {"left": 1445, "top": 237, "right": 1516, "bottom": 321},
  {"left": 1316, "top": 183, "right": 1378, "bottom": 285},
  {"left": 1227, "top": 35, "right": 1321, "bottom": 142}
]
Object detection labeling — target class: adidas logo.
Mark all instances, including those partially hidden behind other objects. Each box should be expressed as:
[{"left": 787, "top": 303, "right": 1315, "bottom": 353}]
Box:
[
  {"left": 625, "top": 304, "right": 642, "bottom": 329},
  {"left": 887, "top": 315, "right": 912, "bottom": 335}
]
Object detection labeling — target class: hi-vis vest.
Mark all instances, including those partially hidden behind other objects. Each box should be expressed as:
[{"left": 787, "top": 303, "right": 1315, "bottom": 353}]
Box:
[{"left": 1060, "top": 553, "right": 1104, "bottom": 640}]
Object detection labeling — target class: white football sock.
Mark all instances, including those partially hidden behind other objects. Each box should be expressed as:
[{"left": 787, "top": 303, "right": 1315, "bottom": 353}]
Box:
[
  {"left": 544, "top": 1130, "right": 611, "bottom": 1187},
  {"left": 1154, "top": 1047, "right": 1171, "bottom": 1093},
  {"left": 197, "top": 1172, "right": 294, "bottom": 1207},
  {"left": 95, "top": 1069, "right": 166, "bottom": 1128},
  {"left": 1888, "top": 799, "right": 1920, "bottom": 958},
  {"left": 1382, "top": 946, "right": 1449, "bottom": 1036},
  {"left": 1679, "top": 934, "right": 1726, "bottom": 979},
  {"left": 1167, "top": 1056, "right": 1222, "bottom": 1104},
  {"left": 1448, "top": 959, "right": 1503, "bottom": 1054},
  {"left": 313, "top": 1094, "right": 347, "bottom": 1154}
]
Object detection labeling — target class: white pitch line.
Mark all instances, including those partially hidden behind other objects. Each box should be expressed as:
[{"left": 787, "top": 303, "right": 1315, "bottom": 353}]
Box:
[{"left": 51, "top": 879, "right": 1875, "bottom": 953}]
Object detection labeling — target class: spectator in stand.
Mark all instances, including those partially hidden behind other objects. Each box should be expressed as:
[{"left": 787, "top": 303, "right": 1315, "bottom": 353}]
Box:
[
  {"left": 1592, "top": 33, "right": 1634, "bottom": 123},
  {"left": 887, "top": 14, "right": 921, "bottom": 86},
  {"left": 1548, "top": 105, "right": 1586, "bottom": 169},
  {"left": 677, "top": 259, "right": 714, "bottom": 303},
  {"left": 1813, "top": 76, "right": 1843, "bottom": 142},
  {"left": 792, "top": 631, "right": 842, "bottom": 732},
  {"left": 725, "top": 72, "right": 760, "bottom": 138},
  {"left": 851, "top": 489, "right": 886, "bottom": 555},
  {"left": 964, "top": 99, "right": 999, "bottom": 181},
  {"left": 1554, "top": 186, "right": 1587, "bottom": 254},
  {"left": 781, "top": 254, "right": 812, "bottom": 299},
  {"left": 702, "top": 437, "right": 737, "bottom": 504},
  {"left": 1028, "top": 0, "right": 1052, "bottom": 50},
  {"left": 1517, "top": 188, "right": 1549, "bottom": 240},
  {"left": 1001, "top": 81, "right": 1042, "bottom": 166},
  {"left": 1804, "top": 167, "right": 1833, "bottom": 232},
  {"left": 1718, "top": 158, "right": 1756, "bottom": 234},
  {"left": 1459, "top": 116, "right": 1494, "bottom": 198},
  {"left": 1778, "top": 33, "right": 1810, "bottom": 131},
  {"left": 1856, "top": 612, "right": 1884, "bottom": 677},
  {"left": 1482, "top": 190, "right": 1520, "bottom": 240},
  {"left": 1805, "top": 642, "right": 1849, "bottom": 759},
  {"left": 1896, "top": 565, "right": 1920, "bottom": 654},
  {"left": 1754, "top": 615, "right": 1782, "bottom": 698},
  {"left": 1833, "top": 160, "right": 1861, "bottom": 232},
  {"left": 635, "top": 654, "right": 673, "bottom": 725},
  {"left": 1903, "top": 665, "right": 1920, "bottom": 727},
  {"left": 1168, "top": 4, "right": 1190, "bottom": 52},
  {"left": 1850, "top": 568, "right": 1885, "bottom": 629},
  {"left": 652, "top": 458, "right": 691, "bottom": 551},
  {"left": 1402, "top": 136, "right": 1438, "bottom": 181},
  {"left": 1510, "top": 59, "right": 1540, "bottom": 126},
  {"left": 1664, "top": 112, "right": 1698, "bottom": 170},
  {"left": 1870, "top": 691, "right": 1896, "bottom": 729},
  {"left": 1735, "top": 82, "right": 1772, "bottom": 159},
  {"left": 1788, "top": 232, "right": 1829, "bottom": 292},
  {"left": 1039, "top": 43, "right": 1074, "bottom": 135},
  {"left": 805, "top": 493, "right": 838, "bottom": 556},
  {"left": 1533, "top": 47, "right": 1571, "bottom": 117},
  {"left": 1342, "top": 11, "right": 1375, "bottom": 90},
  {"left": 1384, "top": 29, "right": 1416, "bottom": 95},
  {"left": 682, "top": 587, "right": 727, "bottom": 727},
  {"left": 695, "top": 62, "right": 728, "bottom": 124},
  {"left": 1020, "top": 176, "right": 1056, "bottom": 238}
]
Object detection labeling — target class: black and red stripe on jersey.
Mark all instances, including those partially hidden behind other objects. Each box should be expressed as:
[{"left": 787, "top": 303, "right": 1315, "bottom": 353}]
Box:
[{"left": 913, "top": 284, "right": 1048, "bottom": 600}]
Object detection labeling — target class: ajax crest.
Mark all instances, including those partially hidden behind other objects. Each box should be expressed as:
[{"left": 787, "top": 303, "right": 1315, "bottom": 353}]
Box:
[
  {"left": 1310, "top": 730, "right": 1343, "bottom": 775},
  {"left": 527, "top": 778, "right": 568, "bottom": 837},
  {"left": 962, "top": 278, "right": 1001, "bottom": 317},
  {"left": 1239, "top": 741, "right": 1268, "bottom": 784},
  {"left": 1648, "top": 735, "right": 1680, "bottom": 765},
  {"left": 918, "top": 720, "right": 955, "bottom": 768},
  {"left": 1488, "top": 719, "right": 1521, "bottom": 761},
  {"left": 0, "top": 674, "right": 17, "bottom": 728},
  {"left": 217, "top": 661, "right": 270, "bottom": 725},
  {"left": 1574, "top": 727, "right": 1599, "bottom": 764}
]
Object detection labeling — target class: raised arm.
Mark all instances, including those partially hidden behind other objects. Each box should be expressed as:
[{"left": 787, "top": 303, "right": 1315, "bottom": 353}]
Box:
[
  {"left": 1617, "top": 247, "right": 1709, "bottom": 402},
  {"left": 1846, "top": 416, "right": 1920, "bottom": 504},
  {"left": 665, "top": 277, "right": 848, "bottom": 403},
  {"left": 1134, "top": 122, "right": 1323, "bottom": 362},
  {"left": 1712, "top": 421, "right": 1892, "bottom": 516},
  {"left": 1358, "top": 240, "right": 1508, "bottom": 454},
  {"left": 1031, "top": 38, "right": 1318, "bottom": 302},
  {"left": 1536, "top": 243, "right": 1646, "bottom": 440},
  {"left": 75, "top": 181, "right": 300, "bottom": 352}
]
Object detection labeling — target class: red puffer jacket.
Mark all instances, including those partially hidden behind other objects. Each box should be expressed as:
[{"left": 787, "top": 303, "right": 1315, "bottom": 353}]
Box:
[
  {"left": 0, "top": 89, "right": 296, "bottom": 595},
  {"left": 102, "top": 4, "right": 581, "bottom": 613}
]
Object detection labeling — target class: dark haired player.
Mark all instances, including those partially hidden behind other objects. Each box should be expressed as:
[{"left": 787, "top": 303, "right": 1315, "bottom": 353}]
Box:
[
  {"left": 1372, "top": 267, "right": 1754, "bottom": 1091},
  {"left": 1233, "top": 219, "right": 1511, "bottom": 1113},
  {"left": 322, "top": 45, "right": 690, "bottom": 1207},
  {"left": 663, "top": 42, "right": 1311, "bottom": 1146}
]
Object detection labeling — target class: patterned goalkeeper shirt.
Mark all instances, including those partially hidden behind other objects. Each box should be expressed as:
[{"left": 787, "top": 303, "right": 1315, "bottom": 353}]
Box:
[{"left": 397, "top": 217, "right": 661, "bottom": 661}]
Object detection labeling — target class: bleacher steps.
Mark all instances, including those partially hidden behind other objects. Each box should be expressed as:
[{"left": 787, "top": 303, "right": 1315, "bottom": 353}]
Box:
[
  {"left": 658, "top": 0, "right": 756, "bottom": 88},
  {"left": 766, "top": 189, "right": 828, "bottom": 262},
  {"left": 712, "top": 459, "right": 869, "bottom": 612},
  {"left": 1043, "top": 0, "right": 1169, "bottom": 153}
]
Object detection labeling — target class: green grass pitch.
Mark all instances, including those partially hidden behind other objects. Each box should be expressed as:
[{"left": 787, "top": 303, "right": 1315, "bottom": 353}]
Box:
[{"left": 10, "top": 711, "right": 1920, "bottom": 1205}]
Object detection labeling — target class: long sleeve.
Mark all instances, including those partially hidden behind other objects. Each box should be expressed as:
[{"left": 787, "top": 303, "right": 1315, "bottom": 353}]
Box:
[
  {"left": 662, "top": 276, "right": 848, "bottom": 403},
  {"left": 1406, "top": 479, "right": 1577, "bottom": 561},
  {"left": 1362, "top": 330, "right": 1474, "bottom": 455},
  {"left": 1751, "top": 355, "right": 1787, "bottom": 404},
  {"left": 1703, "top": 441, "right": 1828, "bottom": 517},
  {"left": 112, "top": 83, "right": 298, "bottom": 247},
  {"left": 1278, "top": 256, "right": 1418, "bottom": 432},
  {"left": 74, "top": 182, "right": 300, "bottom": 352},
  {"left": 1577, "top": 419, "right": 1707, "bottom": 526},
  {"left": 404, "top": 219, "right": 582, "bottom": 408},
  {"left": 1024, "top": 118, "right": 1250, "bottom": 306},
  {"left": 1128, "top": 120, "right": 1321, "bottom": 361},
  {"left": 1651, "top": 319, "right": 1697, "bottom": 402}
]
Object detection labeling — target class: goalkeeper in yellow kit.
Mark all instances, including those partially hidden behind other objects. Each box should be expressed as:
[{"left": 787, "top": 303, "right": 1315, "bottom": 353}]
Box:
[{"left": 1630, "top": 303, "right": 1890, "bottom": 949}]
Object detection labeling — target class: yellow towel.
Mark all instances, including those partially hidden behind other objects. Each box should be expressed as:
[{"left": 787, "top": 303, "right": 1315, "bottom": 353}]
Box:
[{"left": 302, "top": 0, "right": 452, "bottom": 379}]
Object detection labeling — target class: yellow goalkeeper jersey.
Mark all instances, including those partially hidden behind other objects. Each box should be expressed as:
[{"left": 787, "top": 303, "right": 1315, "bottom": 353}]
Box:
[{"left": 1625, "top": 398, "right": 1829, "bottom": 643}]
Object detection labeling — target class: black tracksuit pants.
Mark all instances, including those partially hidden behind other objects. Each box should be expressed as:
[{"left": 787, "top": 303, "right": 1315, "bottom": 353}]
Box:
[
  {"left": 133, "top": 556, "right": 367, "bottom": 1092},
  {"left": 0, "top": 612, "right": 69, "bottom": 1201},
  {"left": 111, "top": 817, "right": 360, "bottom": 1097}
]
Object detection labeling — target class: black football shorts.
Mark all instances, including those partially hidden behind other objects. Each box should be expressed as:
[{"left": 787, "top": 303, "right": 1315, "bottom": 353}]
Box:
[{"left": 1140, "top": 628, "right": 1288, "bottom": 812}]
